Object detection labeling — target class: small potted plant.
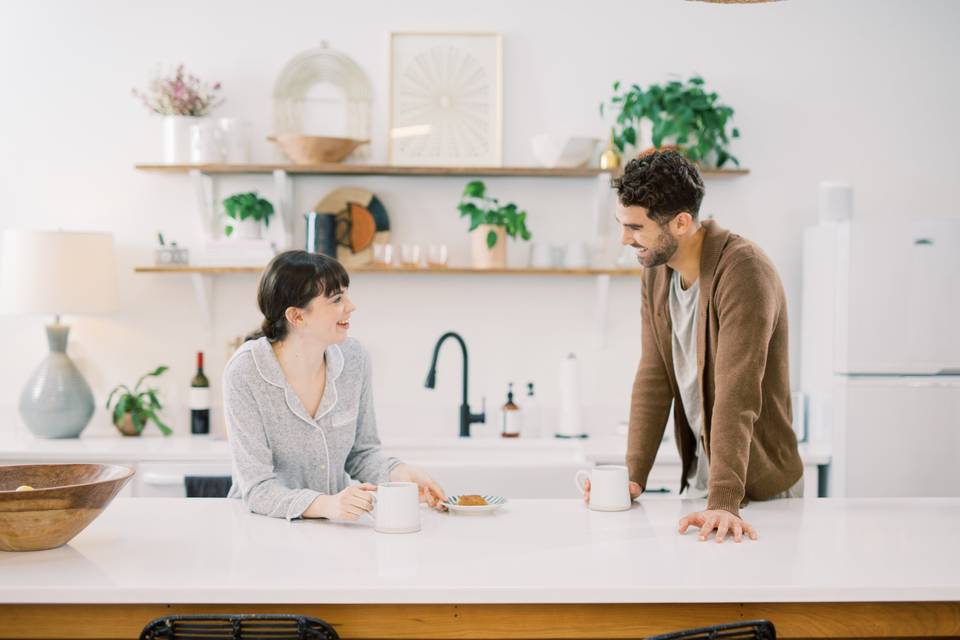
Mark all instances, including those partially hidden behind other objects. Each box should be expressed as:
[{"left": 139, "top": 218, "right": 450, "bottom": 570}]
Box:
[
  {"left": 132, "top": 64, "right": 224, "bottom": 164},
  {"left": 105, "top": 366, "right": 172, "bottom": 437},
  {"left": 223, "top": 192, "right": 274, "bottom": 240},
  {"left": 457, "top": 180, "right": 533, "bottom": 269},
  {"left": 600, "top": 75, "right": 740, "bottom": 168}
]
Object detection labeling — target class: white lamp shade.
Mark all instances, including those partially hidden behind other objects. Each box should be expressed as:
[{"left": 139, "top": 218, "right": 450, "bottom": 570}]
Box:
[{"left": 0, "top": 230, "right": 119, "bottom": 315}]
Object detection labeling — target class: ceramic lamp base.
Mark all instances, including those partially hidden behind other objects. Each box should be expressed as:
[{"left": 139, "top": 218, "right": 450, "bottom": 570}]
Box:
[{"left": 19, "top": 324, "right": 94, "bottom": 439}]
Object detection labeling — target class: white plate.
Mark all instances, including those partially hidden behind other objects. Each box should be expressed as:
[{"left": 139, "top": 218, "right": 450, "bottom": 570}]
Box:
[{"left": 444, "top": 495, "right": 507, "bottom": 513}]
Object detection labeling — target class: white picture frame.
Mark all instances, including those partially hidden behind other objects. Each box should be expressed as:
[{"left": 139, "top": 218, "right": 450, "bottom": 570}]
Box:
[{"left": 389, "top": 32, "right": 503, "bottom": 167}]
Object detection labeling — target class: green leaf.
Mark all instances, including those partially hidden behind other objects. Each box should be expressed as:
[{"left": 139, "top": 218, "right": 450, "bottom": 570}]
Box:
[
  {"left": 486, "top": 230, "right": 498, "bottom": 249},
  {"left": 131, "top": 411, "right": 144, "bottom": 434},
  {"left": 458, "top": 202, "right": 481, "bottom": 218},
  {"left": 613, "top": 80, "right": 621, "bottom": 91},
  {"left": 134, "top": 366, "right": 168, "bottom": 393},
  {"left": 113, "top": 395, "right": 130, "bottom": 426},
  {"left": 622, "top": 126, "right": 637, "bottom": 147},
  {"left": 462, "top": 180, "right": 486, "bottom": 198},
  {"left": 468, "top": 211, "right": 484, "bottom": 231},
  {"left": 146, "top": 410, "right": 172, "bottom": 436},
  {"left": 147, "top": 390, "right": 162, "bottom": 410},
  {"left": 225, "top": 225, "right": 234, "bottom": 237},
  {"left": 732, "top": 128, "right": 740, "bottom": 138}
]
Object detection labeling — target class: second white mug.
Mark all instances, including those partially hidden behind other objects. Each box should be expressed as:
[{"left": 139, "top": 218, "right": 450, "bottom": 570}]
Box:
[
  {"left": 374, "top": 482, "right": 421, "bottom": 533},
  {"left": 575, "top": 465, "right": 632, "bottom": 512}
]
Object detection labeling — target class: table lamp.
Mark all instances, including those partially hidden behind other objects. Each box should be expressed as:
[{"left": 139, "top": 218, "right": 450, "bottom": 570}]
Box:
[{"left": 0, "top": 230, "right": 119, "bottom": 438}]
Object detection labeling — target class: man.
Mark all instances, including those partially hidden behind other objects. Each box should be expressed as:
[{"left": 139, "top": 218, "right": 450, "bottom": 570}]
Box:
[{"left": 597, "top": 150, "right": 803, "bottom": 543}]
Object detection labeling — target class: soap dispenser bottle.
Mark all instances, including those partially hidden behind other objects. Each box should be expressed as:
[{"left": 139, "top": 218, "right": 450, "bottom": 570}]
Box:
[{"left": 501, "top": 383, "right": 522, "bottom": 438}]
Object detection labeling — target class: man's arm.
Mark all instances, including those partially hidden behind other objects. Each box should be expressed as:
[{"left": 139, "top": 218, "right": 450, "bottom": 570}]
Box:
[
  {"left": 626, "top": 276, "right": 674, "bottom": 490},
  {"left": 706, "top": 256, "right": 781, "bottom": 517}
]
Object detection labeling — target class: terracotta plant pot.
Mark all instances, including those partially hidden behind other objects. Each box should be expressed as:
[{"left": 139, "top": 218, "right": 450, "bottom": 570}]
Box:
[
  {"left": 471, "top": 225, "right": 507, "bottom": 270},
  {"left": 0, "top": 463, "right": 134, "bottom": 551},
  {"left": 114, "top": 412, "right": 142, "bottom": 437}
]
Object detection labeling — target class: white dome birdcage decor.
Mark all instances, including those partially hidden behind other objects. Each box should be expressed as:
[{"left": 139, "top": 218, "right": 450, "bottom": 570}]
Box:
[{"left": 272, "top": 42, "right": 372, "bottom": 162}]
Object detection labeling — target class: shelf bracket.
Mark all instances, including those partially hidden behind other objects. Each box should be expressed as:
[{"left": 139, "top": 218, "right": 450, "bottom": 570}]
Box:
[
  {"left": 592, "top": 274, "right": 611, "bottom": 348},
  {"left": 273, "top": 169, "right": 293, "bottom": 250},
  {"left": 190, "top": 170, "right": 219, "bottom": 242}
]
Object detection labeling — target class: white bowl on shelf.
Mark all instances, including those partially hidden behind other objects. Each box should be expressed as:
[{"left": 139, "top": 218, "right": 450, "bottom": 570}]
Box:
[{"left": 530, "top": 135, "right": 600, "bottom": 168}]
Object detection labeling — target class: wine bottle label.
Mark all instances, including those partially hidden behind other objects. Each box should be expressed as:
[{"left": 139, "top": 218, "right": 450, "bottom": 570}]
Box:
[{"left": 189, "top": 388, "right": 210, "bottom": 410}]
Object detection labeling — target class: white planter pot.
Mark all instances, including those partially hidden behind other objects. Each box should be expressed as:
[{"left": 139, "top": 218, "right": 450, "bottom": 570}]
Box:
[
  {"left": 162, "top": 115, "right": 199, "bottom": 164},
  {"left": 471, "top": 225, "right": 507, "bottom": 270},
  {"left": 237, "top": 218, "right": 264, "bottom": 240}
]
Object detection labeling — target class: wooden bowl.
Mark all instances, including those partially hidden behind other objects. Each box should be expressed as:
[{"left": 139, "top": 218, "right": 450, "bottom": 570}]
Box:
[
  {"left": 268, "top": 135, "right": 368, "bottom": 164},
  {"left": 0, "top": 463, "right": 134, "bottom": 552}
]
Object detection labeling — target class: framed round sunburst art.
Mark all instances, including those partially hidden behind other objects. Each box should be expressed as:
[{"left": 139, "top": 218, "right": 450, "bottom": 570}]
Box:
[{"left": 389, "top": 32, "right": 503, "bottom": 167}]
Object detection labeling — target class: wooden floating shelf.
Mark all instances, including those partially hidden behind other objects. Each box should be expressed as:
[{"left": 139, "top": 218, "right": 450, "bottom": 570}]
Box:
[
  {"left": 135, "top": 265, "right": 643, "bottom": 277},
  {"left": 134, "top": 163, "right": 749, "bottom": 178}
]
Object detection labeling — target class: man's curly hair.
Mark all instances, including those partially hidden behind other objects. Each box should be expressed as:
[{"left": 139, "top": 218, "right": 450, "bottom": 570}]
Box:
[{"left": 611, "top": 150, "right": 705, "bottom": 225}]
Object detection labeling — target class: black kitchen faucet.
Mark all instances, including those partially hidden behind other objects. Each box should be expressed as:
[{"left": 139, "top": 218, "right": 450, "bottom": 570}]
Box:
[{"left": 424, "top": 331, "right": 486, "bottom": 437}]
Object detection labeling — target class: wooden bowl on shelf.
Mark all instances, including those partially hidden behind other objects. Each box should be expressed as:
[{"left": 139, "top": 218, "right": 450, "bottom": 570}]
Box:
[
  {"left": 0, "top": 463, "right": 134, "bottom": 552},
  {"left": 268, "top": 134, "right": 368, "bottom": 164}
]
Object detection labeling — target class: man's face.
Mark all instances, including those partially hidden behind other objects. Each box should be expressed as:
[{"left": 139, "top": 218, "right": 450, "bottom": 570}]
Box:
[{"left": 615, "top": 202, "right": 679, "bottom": 268}]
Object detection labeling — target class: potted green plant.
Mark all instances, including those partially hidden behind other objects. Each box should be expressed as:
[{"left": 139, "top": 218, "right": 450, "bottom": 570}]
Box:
[
  {"left": 105, "top": 366, "right": 172, "bottom": 437},
  {"left": 600, "top": 75, "right": 740, "bottom": 168},
  {"left": 223, "top": 192, "right": 274, "bottom": 240},
  {"left": 457, "top": 180, "right": 533, "bottom": 269}
]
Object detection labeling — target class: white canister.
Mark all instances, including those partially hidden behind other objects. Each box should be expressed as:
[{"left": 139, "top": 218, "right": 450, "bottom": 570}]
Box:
[
  {"left": 162, "top": 115, "right": 198, "bottom": 164},
  {"left": 189, "top": 119, "right": 223, "bottom": 164}
]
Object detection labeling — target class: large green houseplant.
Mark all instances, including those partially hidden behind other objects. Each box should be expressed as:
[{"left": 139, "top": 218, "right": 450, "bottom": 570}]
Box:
[
  {"left": 105, "top": 366, "right": 172, "bottom": 436},
  {"left": 457, "top": 180, "right": 532, "bottom": 269},
  {"left": 600, "top": 75, "right": 740, "bottom": 168}
]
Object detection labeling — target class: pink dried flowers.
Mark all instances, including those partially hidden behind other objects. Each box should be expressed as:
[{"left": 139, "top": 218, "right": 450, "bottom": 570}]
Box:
[{"left": 132, "top": 64, "right": 224, "bottom": 117}]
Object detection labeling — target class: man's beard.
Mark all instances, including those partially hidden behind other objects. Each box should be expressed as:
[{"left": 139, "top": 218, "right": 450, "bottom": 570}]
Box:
[{"left": 632, "top": 227, "right": 678, "bottom": 268}]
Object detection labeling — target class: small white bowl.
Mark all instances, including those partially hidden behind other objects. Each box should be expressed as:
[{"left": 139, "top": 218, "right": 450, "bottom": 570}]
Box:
[{"left": 530, "top": 135, "right": 600, "bottom": 168}]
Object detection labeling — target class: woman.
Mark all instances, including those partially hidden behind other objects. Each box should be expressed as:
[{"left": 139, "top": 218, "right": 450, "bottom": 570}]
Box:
[{"left": 225, "top": 250, "right": 446, "bottom": 520}]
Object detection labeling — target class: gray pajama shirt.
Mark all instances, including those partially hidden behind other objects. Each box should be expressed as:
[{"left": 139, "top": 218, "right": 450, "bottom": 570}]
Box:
[{"left": 224, "top": 336, "right": 401, "bottom": 520}]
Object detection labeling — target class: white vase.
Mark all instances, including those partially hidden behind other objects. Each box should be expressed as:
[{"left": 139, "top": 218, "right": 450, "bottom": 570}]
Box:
[
  {"left": 237, "top": 218, "right": 263, "bottom": 240},
  {"left": 471, "top": 225, "right": 506, "bottom": 270},
  {"left": 163, "top": 115, "right": 199, "bottom": 164}
]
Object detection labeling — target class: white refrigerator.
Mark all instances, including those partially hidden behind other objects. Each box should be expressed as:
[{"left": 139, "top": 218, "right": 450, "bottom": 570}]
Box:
[{"left": 801, "top": 218, "right": 960, "bottom": 497}]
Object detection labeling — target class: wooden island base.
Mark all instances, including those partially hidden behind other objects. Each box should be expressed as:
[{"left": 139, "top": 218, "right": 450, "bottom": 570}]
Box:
[{"left": 2, "top": 602, "right": 958, "bottom": 639}]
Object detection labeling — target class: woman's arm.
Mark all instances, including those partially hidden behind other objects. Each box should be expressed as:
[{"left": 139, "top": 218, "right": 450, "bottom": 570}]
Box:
[{"left": 343, "top": 347, "right": 402, "bottom": 484}]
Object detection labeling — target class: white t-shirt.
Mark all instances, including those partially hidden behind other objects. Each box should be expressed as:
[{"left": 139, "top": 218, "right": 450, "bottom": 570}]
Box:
[{"left": 669, "top": 270, "right": 710, "bottom": 498}]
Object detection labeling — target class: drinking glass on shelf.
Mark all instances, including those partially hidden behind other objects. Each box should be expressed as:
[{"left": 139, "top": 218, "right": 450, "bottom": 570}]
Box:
[
  {"left": 427, "top": 244, "right": 449, "bottom": 268},
  {"left": 373, "top": 242, "right": 394, "bottom": 267},
  {"left": 400, "top": 243, "right": 422, "bottom": 268}
]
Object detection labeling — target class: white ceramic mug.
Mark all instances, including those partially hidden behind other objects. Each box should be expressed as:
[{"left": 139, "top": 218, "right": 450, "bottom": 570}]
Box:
[
  {"left": 575, "top": 465, "right": 631, "bottom": 512},
  {"left": 374, "top": 482, "right": 421, "bottom": 533}
]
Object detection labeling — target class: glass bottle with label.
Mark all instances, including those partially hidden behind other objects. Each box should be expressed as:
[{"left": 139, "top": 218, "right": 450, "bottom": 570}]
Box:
[
  {"left": 501, "top": 383, "right": 522, "bottom": 438},
  {"left": 190, "top": 351, "right": 210, "bottom": 435}
]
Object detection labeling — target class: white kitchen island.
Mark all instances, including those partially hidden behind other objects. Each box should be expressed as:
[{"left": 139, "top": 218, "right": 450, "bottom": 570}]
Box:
[{"left": 0, "top": 497, "right": 957, "bottom": 639}]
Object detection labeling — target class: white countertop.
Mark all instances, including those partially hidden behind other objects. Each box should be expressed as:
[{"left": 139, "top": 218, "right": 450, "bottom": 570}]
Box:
[{"left": 1, "top": 497, "right": 954, "bottom": 604}]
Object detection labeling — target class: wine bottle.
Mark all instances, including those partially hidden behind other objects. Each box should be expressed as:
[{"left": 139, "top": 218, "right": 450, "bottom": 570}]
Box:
[{"left": 190, "top": 351, "right": 210, "bottom": 435}]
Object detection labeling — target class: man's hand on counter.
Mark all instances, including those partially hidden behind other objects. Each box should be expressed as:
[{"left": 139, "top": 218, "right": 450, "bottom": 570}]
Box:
[
  {"left": 679, "top": 509, "right": 758, "bottom": 543},
  {"left": 389, "top": 463, "right": 448, "bottom": 511}
]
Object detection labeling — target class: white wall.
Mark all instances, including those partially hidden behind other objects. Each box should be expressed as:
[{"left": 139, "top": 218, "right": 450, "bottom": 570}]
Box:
[{"left": 1, "top": 0, "right": 958, "bottom": 438}]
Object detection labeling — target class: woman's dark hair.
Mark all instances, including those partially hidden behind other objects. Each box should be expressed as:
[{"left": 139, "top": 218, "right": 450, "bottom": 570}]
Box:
[
  {"left": 245, "top": 251, "right": 350, "bottom": 343},
  {"left": 611, "top": 150, "right": 705, "bottom": 225}
]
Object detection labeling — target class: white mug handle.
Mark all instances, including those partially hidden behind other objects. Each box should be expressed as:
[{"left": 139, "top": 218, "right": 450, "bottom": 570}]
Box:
[{"left": 575, "top": 469, "right": 590, "bottom": 495}]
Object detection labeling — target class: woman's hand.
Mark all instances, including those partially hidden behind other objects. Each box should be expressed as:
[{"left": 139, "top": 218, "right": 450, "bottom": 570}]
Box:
[
  {"left": 389, "top": 463, "right": 448, "bottom": 510},
  {"left": 304, "top": 483, "right": 377, "bottom": 520}
]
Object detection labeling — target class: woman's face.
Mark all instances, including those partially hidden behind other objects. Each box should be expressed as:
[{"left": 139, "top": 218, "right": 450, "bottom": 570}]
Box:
[{"left": 292, "top": 287, "right": 356, "bottom": 345}]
